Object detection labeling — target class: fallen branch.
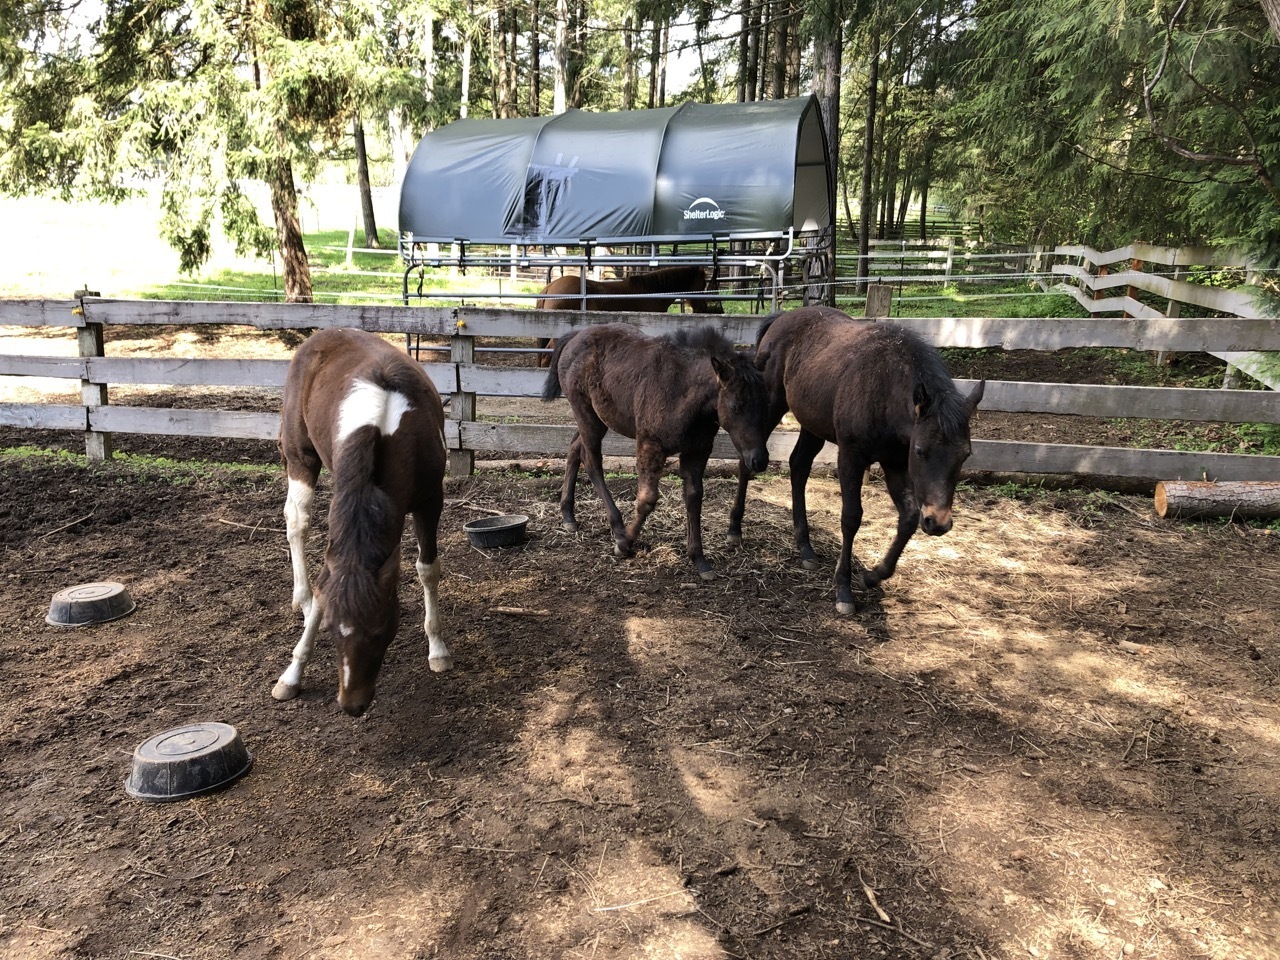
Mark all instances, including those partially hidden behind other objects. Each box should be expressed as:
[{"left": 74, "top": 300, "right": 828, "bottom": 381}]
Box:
[
  {"left": 444, "top": 499, "right": 508, "bottom": 515},
  {"left": 38, "top": 511, "right": 93, "bottom": 539},
  {"left": 492, "top": 606, "right": 551, "bottom": 617},
  {"left": 854, "top": 915, "right": 935, "bottom": 950},
  {"left": 593, "top": 889, "right": 686, "bottom": 912},
  {"left": 751, "top": 902, "right": 812, "bottom": 937},
  {"left": 1117, "top": 639, "right": 1150, "bottom": 655},
  {"left": 217, "top": 517, "right": 284, "bottom": 534},
  {"left": 859, "top": 868, "right": 891, "bottom": 923}
]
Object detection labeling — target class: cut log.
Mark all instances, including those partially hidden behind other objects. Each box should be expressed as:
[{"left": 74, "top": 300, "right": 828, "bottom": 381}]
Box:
[{"left": 1154, "top": 480, "right": 1280, "bottom": 519}]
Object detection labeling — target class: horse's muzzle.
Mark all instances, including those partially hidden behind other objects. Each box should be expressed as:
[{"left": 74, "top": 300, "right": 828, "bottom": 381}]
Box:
[
  {"left": 920, "top": 509, "right": 953, "bottom": 536},
  {"left": 338, "top": 687, "right": 375, "bottom": 717},
  {"left": 742, "top": 448, "right": 769, "bottom": 476}
]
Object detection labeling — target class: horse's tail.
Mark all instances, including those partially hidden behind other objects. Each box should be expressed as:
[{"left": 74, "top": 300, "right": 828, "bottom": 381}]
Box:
[{"left": 540, "top": 329, "right": 580, "bottom": 401}]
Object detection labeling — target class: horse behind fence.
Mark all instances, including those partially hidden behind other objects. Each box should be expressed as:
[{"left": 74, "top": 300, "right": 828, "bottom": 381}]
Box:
[{"left": 534, "top": 265, "right": 722, "bottom": 366}]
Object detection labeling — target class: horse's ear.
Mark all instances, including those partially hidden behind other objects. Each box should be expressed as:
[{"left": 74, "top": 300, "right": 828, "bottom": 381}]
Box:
[
  {"left": 967, "top": 379, "right": 986, "bottom": 415},
  {"left": 710, "top": 354, "right": 731, "bottom": 383},
  {"left": 913, "top": 383, "right": 932, "bottom": 421}
]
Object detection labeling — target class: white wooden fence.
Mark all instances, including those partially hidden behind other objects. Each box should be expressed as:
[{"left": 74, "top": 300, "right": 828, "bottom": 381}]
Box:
[
  {"left": 1040, "top": 242, "right": 1279, "bottom": 390},
  {"left": 2, "top": 297, "right": 1278, "bottom": 486}
]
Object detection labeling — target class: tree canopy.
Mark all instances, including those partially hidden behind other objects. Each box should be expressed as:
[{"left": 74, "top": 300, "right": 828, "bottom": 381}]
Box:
[{"left": 2, "top": 0, "right": 1277, "bottom": 295}]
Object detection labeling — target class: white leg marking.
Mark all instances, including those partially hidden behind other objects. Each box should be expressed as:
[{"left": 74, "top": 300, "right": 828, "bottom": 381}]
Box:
[
  {"left": 273, "top": 601, "right": 321, "bottom": 701},
  {"left": 417, "top": 558, "right": 452, "bottom": 672},
  {"left": 336, "top": 379, "right": 413, "bottom": 443},
  {"left": 342, "top": 656, "right": 352, "bottom": 694},
  {"left": 284, "top": 478, "right": 315, "bottom": 614}
]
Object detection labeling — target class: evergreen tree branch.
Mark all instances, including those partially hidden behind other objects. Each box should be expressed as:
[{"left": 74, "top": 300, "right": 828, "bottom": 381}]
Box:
[{"left": 1142, "top": 0, "right": 1279, "bottom": 203}]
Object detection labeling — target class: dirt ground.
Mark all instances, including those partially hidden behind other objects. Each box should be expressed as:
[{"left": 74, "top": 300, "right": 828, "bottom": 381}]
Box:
[{"left": 2, "top": 325, "right": 1280, "bottom": 960}]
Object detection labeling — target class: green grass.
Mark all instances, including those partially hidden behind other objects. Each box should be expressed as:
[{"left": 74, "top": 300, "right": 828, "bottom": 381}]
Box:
[
  {"left": 874, "top": 280, "right": 1086, "bottom": 320},
  {"left": 0, "top": 446, "right": 280, "bottom": 487}
]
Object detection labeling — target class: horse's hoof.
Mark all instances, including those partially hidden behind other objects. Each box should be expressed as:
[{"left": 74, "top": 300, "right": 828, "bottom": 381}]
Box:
[
  {"left": 428, "top": 654, "right": 454, "bottom": 673},
  {"left": 801, "top": 558, "right": 821, "bottom": 571},
  {"left": 562, "top": 520, "right": 580, "bottom": 532},
  {"left": 698, "top": 567, "right": 716, "bottom": 581},
  {"left": 613, "top": 541, "right": 634, "bottom": 558},
  {"left": 271, "top": 681, "right": 300, "bottom": 702},
  {"left": 835, "top": 600, "right": 856, "bottom": 616},
  {"left": 725, "top": 532, "right": 742, "bottom": 546}
]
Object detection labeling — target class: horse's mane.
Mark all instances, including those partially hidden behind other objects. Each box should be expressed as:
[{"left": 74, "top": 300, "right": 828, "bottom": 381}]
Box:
[
  {"left": 900, "top": 326, "right": 969, "bottom": 438},
  {"left": 664, "top": 325, "right": 734, "bottom": 359},
  {"left": 664, "top": 326, "right": 765, "bottom": 390}
]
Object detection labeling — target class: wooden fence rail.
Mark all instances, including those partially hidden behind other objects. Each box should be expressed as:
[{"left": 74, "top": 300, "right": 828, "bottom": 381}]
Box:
[
  {"left": 1, "top": 297, "right": 1278, "bottom": 486},
  {"left": 1040, "top": 241, "right": 1278, "bottom": 391}
]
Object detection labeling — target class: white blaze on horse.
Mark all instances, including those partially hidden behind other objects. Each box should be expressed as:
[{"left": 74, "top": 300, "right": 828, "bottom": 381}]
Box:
[{"left": 273, "top": 328, "right": 450, "bottom": 717}]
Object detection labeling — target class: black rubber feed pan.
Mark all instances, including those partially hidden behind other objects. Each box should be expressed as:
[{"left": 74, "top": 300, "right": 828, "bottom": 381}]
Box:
[
  {"left": 463, "top": 514, "right": 529, "bottom": 548},
  {"left": 125, "top": 722, "right": 253, "bottom": 802},
  {"left": 46, "top": 581, "right": 136, "bottom": 626}
]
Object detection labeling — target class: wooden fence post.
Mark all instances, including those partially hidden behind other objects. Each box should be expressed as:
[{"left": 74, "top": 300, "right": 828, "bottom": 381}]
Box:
[
  {"left": 1122, "top": 258, "right": 1144, "bottom": 319},
  {"left": 1093, "top": 263, "right": 1109, "bottom": 300},
  {"left": 75, "top": 291, "right": 112, "bottom": 461},
  {"left": 1157, "top": 263, "right": 1183, "bottom": 367},
  {"left": 448, "top": 319, "right": 476, "bottom": 477},
  {"left": 944, "top": 236, "right": 954, "bottom": 283},
  {"left": 865, "top": 283, "right": 893, "bottom": 319}
]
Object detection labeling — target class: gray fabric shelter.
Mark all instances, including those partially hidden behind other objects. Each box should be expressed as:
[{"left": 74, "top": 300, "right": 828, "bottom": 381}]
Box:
[{"left": 399, "top": 95, "right": 831, "bottom": 245}]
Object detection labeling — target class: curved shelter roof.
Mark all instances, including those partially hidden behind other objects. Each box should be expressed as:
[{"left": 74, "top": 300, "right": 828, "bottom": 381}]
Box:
[{"left": 399, "top": 95, "right": 831, "bottom": 245}]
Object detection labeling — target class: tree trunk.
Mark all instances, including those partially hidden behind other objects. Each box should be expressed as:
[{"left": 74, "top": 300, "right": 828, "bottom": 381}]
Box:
[
  {"left": 422, "top": 2, "right": 435, "bottom": 123},
  {"left": 813, "top": 6, "right": 842, "bottom": 172},
  {"left": 623, "top": 16, "right": 635, "bottom": 109},
  {"left": 813, "top": 9, "right": 842, "bottom": 306},
  {"left": 553, "top": 0, "right": 567, "bottom": 113},
  {"left": 492, "top": 7, "right": 507, "bottom": 119},
  {"left": 918, "top": 140, "right": 934, "bottom": 240},
  {"left": 500, "top": 5, "right": 517, "bottom": 118},
  {"left": 858, "top": 34, "right": 880, "bottom": 285},
  {"left": 658, "top": 19, "right": 669, "bottom": 107},
  {"left": 648, "top": 20, "right": 660, "bottom": 108},
  {"left": 267, "top": 137, "right": 312, "bottom": 304},
  {"left": 745, "top": 3, "right": 761, "bottom": 101},
  {"left": 570, "top": 0, "right": 585, "bottom": 108},
  {"left": 895, "top": 162, "right": 912, "bottom": 237},
  {"left": 530, "top": 0, "right": 540, "bottom": 114},
  {"left": 736, "top": 0, "right": 750, "bottom": 102},
  {"left": 1261, "top": 0, "right": 1280, "bottom": 38},
  {"left": 460, "top": 33, "right": 472, "bottom": 117},
  {"left": 770, "top": 0, "right": 788, "bottom": 100},
  {"left": 353, "top": 116, "right": 379, "bottom": 249},
  {"left": 787, "top": 4, "right": 802, "bottom": 97},
  {"left": 873, "top": 83, "right": 889, "bottom": 239},
  {"left": 387, "top": 108, "right": 410, "bottom": 185},
  {"left": 881, "top": 144, "right": 898, "bottom": 239}
]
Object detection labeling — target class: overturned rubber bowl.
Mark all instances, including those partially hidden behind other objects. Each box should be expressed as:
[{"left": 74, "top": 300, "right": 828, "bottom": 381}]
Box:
[
  {"left": 46, "top": 581, "right": 136, "bottom": 627},
  {"left": 463, "top": 514, "right": 529, "bottom": 549},
  {"left": 124, "top": 722, "right": 254, "bottom": 803}
]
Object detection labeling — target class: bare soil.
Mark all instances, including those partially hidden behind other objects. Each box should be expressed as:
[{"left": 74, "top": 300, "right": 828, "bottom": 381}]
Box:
[{"left": 2, "top": 328, "right": 1279, "bottom": 960}]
